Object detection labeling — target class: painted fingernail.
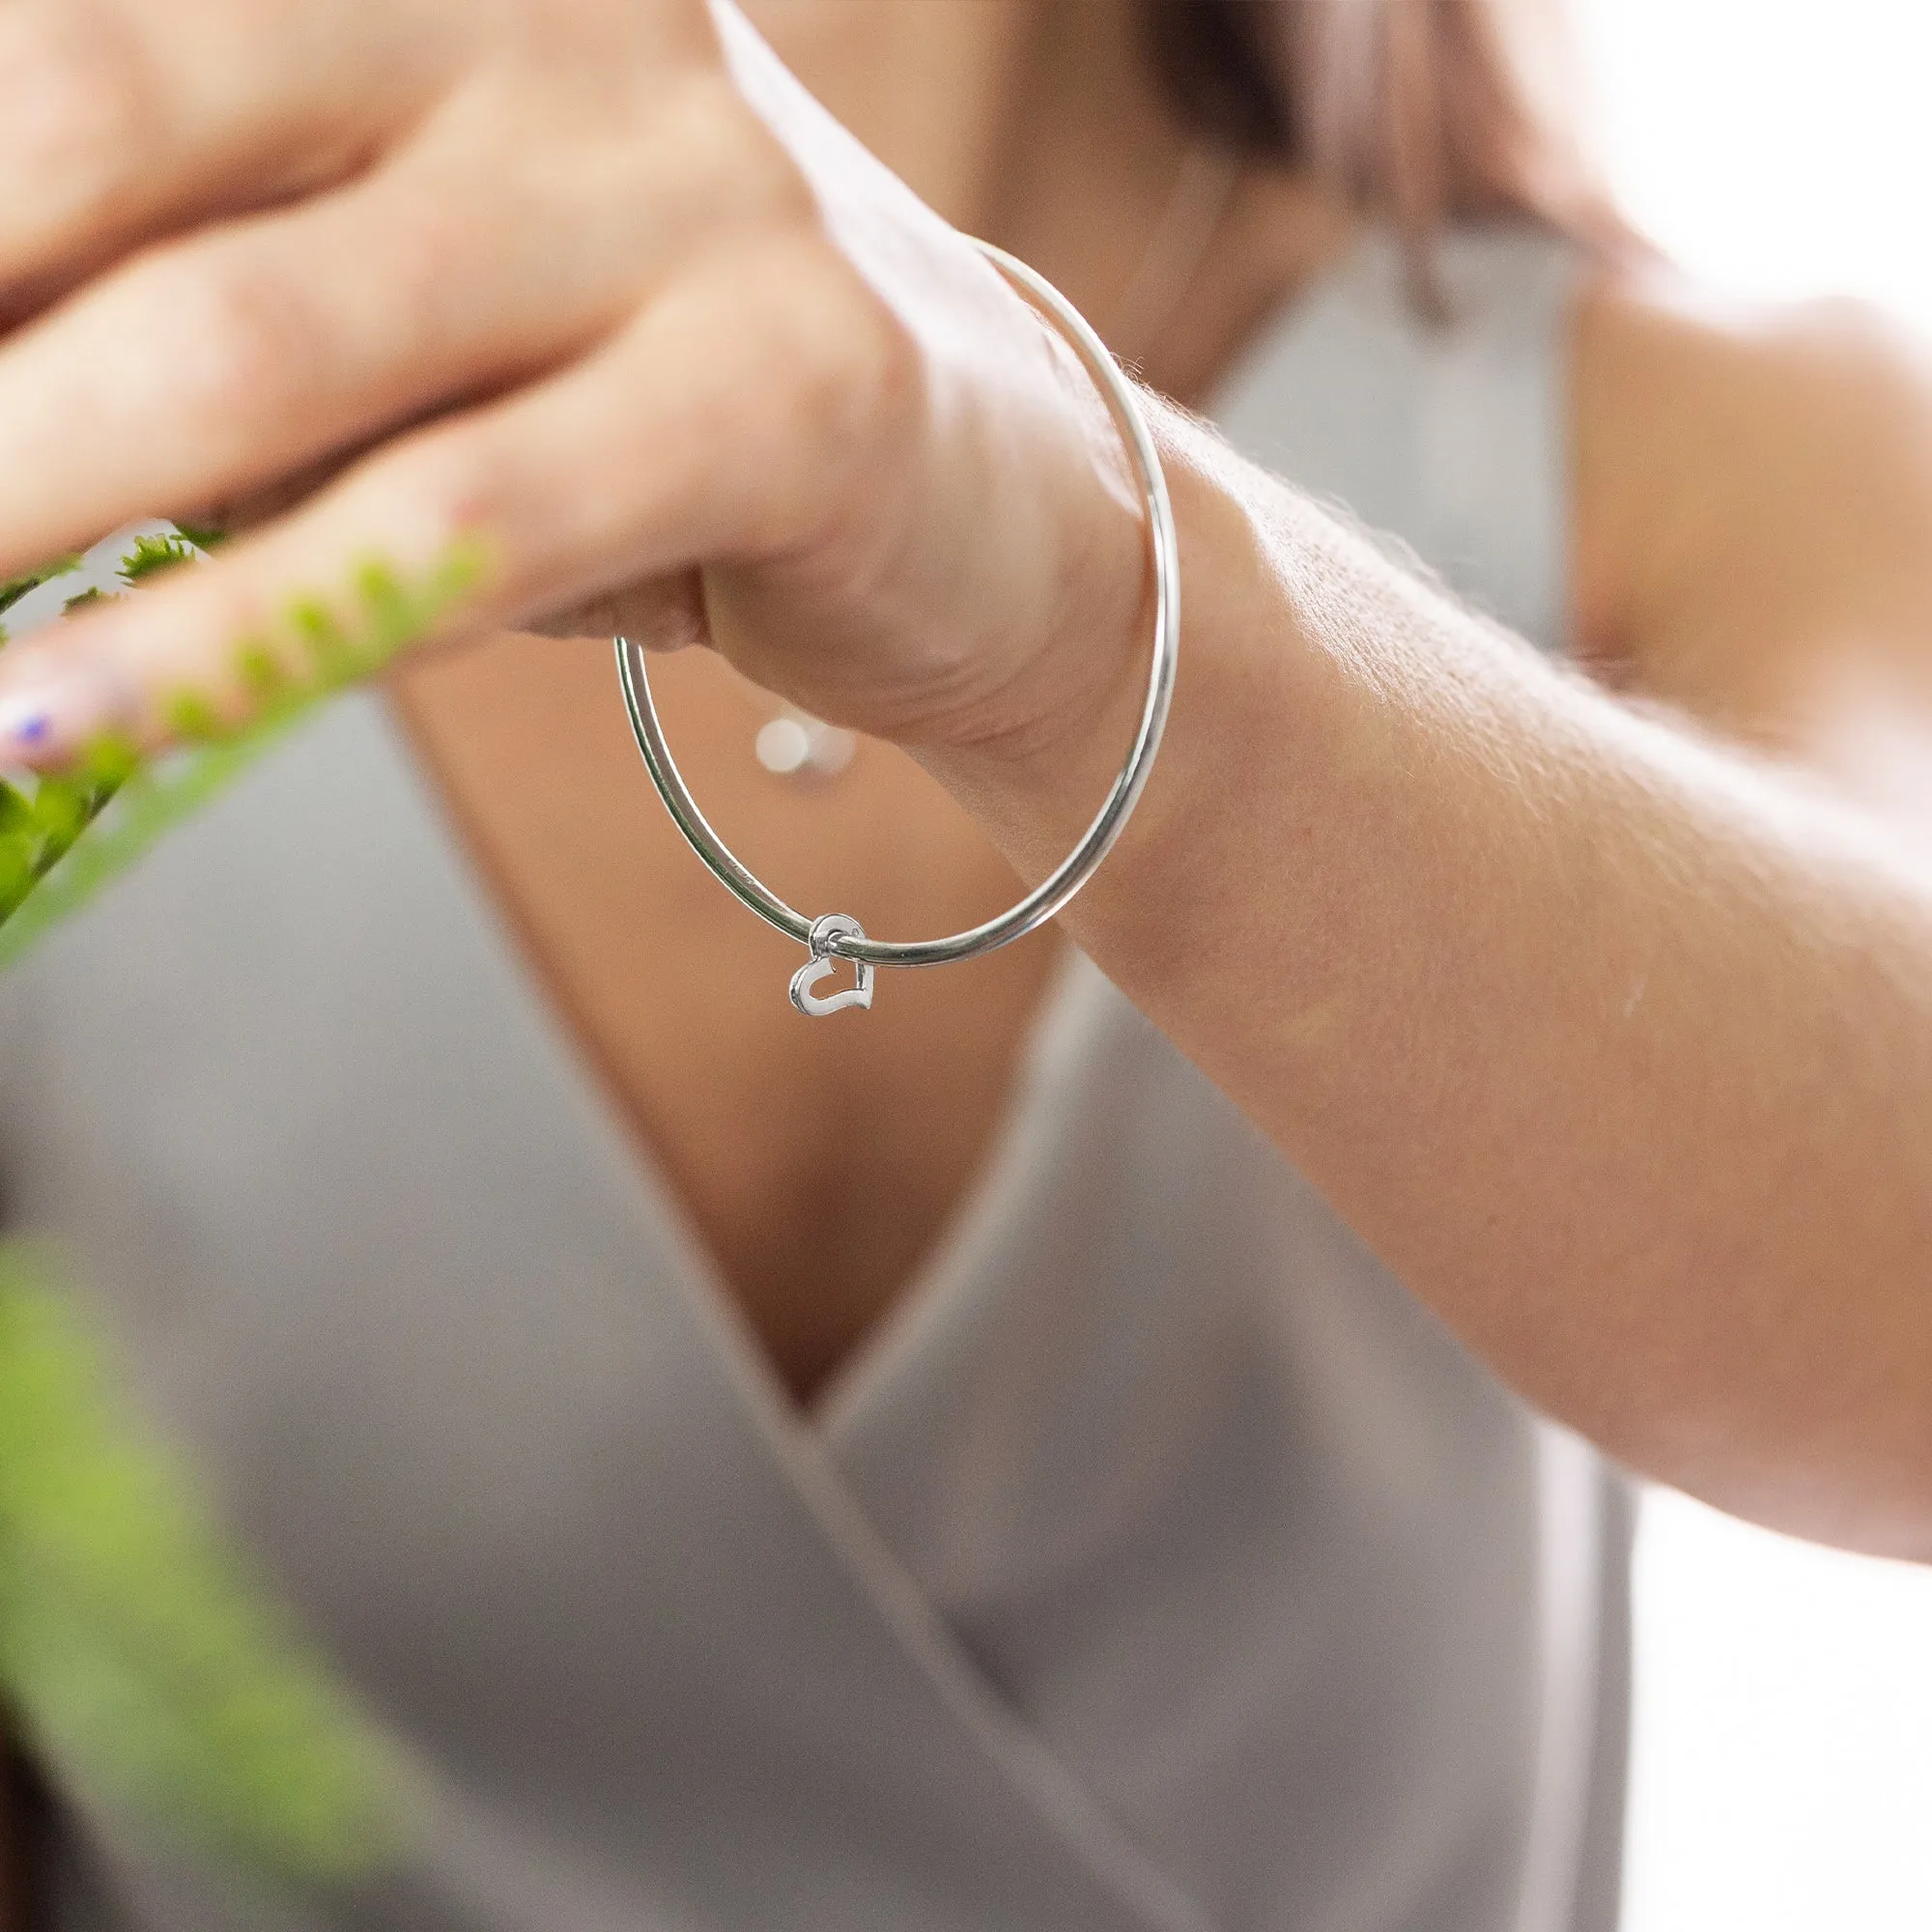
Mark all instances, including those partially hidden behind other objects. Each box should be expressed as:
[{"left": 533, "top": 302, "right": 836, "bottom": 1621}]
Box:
[{"left": 0, "top": 662, "right": 128, "bottom": 762}]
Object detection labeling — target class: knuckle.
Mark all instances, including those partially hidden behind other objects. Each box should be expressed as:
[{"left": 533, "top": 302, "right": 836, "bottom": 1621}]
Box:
[
  {"left": 699, "top": 242, "right": 923, "bottom": 552},
  {"left": 647, "top": 77, "right": 817, "bottom": 238},
  {"left": 396, "top": 440, "right": 518, "bottom": 558},
  {"left": 365, "top": 185, "right": 478, "bottom": 342},
  {"left": 136, "top": 256, "right": 322, "bottom": 432},
  {"left": 0, "top": 12, "right": 159, "bottom": 197},
  {"left": 774, "top": 251, "right": 921, "bottom": 466}
]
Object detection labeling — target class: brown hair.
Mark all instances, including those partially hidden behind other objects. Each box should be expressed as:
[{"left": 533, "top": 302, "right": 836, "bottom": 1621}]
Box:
[{"left": 1142, "top": 0, "right": 1627, "bottom": 254}]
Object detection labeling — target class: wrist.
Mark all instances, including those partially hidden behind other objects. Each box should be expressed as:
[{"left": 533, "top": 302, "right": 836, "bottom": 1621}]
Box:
[{"left": 919, "top": 401, "right": 1258, "bottom": 899}]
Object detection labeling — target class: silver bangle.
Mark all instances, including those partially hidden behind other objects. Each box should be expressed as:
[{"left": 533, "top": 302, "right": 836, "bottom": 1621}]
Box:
[{"left": 615, "top": 237, "right": 1179, "bottom": 1017}]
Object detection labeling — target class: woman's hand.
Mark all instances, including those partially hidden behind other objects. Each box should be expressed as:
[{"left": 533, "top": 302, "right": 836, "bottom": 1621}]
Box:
[{"left": 0, "top": 0, "right": 1147, "bottom": 764}]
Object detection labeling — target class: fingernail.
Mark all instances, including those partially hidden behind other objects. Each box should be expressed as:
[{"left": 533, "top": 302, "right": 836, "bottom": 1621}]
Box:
[{"left": 0, "top": 660, "right": 128, "bottom": 764}]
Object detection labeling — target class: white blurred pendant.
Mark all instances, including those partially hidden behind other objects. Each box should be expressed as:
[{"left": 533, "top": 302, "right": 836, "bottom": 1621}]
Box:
[{"left": 753, "top": 708, "right": 856, "bottom": 780}]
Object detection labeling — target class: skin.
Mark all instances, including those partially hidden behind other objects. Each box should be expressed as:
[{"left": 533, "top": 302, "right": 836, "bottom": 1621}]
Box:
[{"left": 1, "top": 0, "right": 1931, "bottom": 1898}]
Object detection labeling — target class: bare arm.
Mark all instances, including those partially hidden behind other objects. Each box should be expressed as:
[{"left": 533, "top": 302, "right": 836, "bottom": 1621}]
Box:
[{"left": 935, "top": 353, "right": 1932, "bottom": 1560}]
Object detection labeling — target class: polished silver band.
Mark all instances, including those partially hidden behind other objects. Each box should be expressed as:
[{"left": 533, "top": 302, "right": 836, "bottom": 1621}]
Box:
[{"left": 616, "top": 236, "right": 1179, "bottom": 1012}]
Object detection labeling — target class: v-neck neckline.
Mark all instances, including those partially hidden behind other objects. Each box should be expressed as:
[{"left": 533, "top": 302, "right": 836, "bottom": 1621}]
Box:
[
  {"left": 374, "top": 682, "right": 1112, "bottom": 1446},
  {"left": 810, "top": 940, "right": 1107, "bottom": 1435},
  {"left": 339, "top": 694, "right": 1217, "bottom": 1932}
]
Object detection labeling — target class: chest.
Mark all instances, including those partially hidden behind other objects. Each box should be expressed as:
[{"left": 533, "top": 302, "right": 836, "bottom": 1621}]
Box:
[{"left": 389, "top": 636, "right": 1061, "bottom": 1403}]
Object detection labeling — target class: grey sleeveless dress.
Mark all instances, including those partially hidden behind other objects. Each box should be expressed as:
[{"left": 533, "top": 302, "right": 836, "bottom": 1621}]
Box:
[{"left": 6, "top": 224, "right": 1632, "bottom": 1931}]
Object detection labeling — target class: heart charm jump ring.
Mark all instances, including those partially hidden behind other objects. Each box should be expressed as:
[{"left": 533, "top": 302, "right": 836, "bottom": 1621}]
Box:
[{"left": 789, "top": 913, "right": 875, "bottom": 1018}]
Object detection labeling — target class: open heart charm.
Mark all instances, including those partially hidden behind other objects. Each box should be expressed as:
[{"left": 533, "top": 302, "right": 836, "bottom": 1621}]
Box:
[{"left": 789, "top": 914, "right": 876, "bottom": 1017}]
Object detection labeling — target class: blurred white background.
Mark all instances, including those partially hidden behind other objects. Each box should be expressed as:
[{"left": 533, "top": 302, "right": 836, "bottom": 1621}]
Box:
[{"left": 1569, "top": 4, "right": 1932, "bottom": 1928}]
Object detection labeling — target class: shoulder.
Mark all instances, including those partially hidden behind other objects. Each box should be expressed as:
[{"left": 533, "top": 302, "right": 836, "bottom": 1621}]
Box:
[{"left": 1570, "top": 266, "right": 1932, "bottom": 731}]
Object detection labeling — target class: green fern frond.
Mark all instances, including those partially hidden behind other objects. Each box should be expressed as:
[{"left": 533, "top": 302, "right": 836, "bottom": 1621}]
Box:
[
  {"left": 117, "top": 532, "right": 201, "bottom": 583},
  {"left": 0, "top": 1252, "right": 411, "bottom": 1882},
  {"left": 0, "top": 536, "right": 486, "bottom": 1874},
  {"left": 0, "top": 556, "right": 82, "bottom": 618},
  {"left": 0, "top": 737, "right": 277, "bottom": 973},
  {"left": 0, "top": 536, "right": 485, "bottom": 968}
]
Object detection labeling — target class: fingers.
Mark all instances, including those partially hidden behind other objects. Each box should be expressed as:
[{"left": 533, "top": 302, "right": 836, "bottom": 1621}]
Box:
[
  {"left": 0, "top": 156, "right": 645, "bottom": 583},
  {"left": 528, "top": 573, "right": 711, "bottom": 652},
  {"left": 0, "top": 0, "right": 440, "bottom": 306},
  {"left": 0, "top": 241, "right": 895, "bottom": 761}
]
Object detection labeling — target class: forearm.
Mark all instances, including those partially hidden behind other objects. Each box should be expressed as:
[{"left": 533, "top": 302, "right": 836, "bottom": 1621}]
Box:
[{"left": 936, "top": 403, "right": 1932, "bottom": 1558}]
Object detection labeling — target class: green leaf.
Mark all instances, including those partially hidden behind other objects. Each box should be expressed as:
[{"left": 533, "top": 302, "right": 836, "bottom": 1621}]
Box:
[
  {"left": 0, "top": 781, "right": 36, "bottom": 840},
  {"left": 0, "top": 1250, "right": 409, "bottom": 1881},
  {"left": 117, "top": 533, "right": 200, "bottom": 583},
  {"left": 0, "top": 535, "right": 491, "bottom": 1873},
  {"left": 0, "top": 557, "right": 83, "bottom": 619},
  {"left": 0, "top": 837, "right": 33, "bottom": 922},
  {"left": 0, "top": 538, "right": 486, "bottom": 970},
  {"left": 28, "top": 776, "right": 92, "bottom": 849},
  {"left": 0, "top": 736, "right": 287, "bottom": 974}
]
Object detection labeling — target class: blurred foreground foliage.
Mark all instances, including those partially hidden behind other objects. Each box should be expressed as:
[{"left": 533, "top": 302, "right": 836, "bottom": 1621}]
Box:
[
  {"left": 0, "top": 531, "right": 482, "bottom": 969},
  {"left": 0, "top": 1253, "right": 408, "bottom": 1881},
  {"left": 0, "top": 530, "right": 483, "bottom": 1877}
]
